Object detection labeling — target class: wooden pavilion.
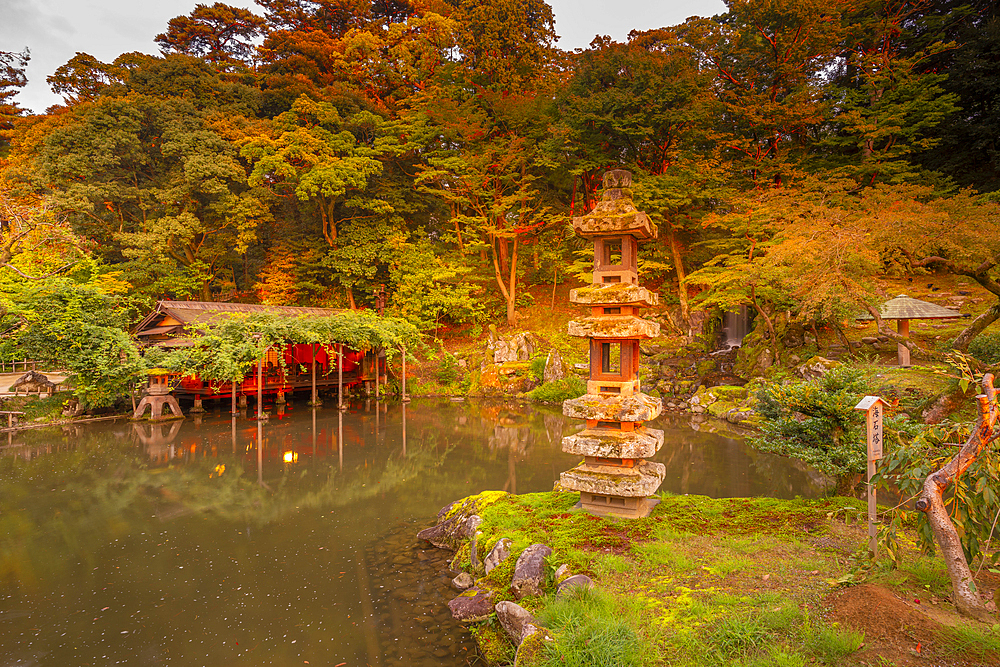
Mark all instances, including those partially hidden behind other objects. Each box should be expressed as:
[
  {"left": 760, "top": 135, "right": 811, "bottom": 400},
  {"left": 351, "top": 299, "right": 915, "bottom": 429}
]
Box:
[{"left": 134, "top": 301, "right": 387, "bottom": 405}]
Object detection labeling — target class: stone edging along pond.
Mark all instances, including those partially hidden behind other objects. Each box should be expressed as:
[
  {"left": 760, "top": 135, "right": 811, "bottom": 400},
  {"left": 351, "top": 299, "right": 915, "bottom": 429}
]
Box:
[{"left": 416, "top": 491, "right": 595, "bottom": 666}]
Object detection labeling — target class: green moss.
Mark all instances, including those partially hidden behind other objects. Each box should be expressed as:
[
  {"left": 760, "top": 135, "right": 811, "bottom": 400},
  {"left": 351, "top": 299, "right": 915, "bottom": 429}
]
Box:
[
  {"left": 470, "top": 620, "right": 516, "bottom": 666},
  {"left": 516, "top": 628, "right": 552, "bottom": 667}
]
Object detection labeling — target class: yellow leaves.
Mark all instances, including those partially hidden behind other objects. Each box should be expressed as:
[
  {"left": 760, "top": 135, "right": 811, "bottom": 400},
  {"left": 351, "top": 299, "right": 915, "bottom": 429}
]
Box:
[
  {"left": 89, "top": 271, "right": 132, "bottom": 296},
  {"left": 209, "top": 464, "right": 225, "bottom": 479}
]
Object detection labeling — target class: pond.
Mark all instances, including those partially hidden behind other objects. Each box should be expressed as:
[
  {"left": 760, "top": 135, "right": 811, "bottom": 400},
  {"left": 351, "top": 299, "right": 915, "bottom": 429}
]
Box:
[{"left": 0, "top": 398, "right": 830, "bottom": 666}]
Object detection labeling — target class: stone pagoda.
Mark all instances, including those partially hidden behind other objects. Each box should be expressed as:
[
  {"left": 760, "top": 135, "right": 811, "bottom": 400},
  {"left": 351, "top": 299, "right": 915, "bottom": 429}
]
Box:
[{"left": 560, "top": 170, "right": 666, "bottom": 519}]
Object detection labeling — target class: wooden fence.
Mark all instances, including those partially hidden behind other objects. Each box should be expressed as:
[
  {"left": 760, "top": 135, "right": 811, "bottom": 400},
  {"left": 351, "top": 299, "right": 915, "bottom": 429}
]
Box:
[{"left": 0, "top": 360, "right": 53, "bottom": 374}]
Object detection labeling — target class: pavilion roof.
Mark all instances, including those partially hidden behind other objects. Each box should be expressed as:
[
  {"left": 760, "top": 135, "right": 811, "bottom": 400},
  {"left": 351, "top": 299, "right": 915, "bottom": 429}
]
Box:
[{"left": 855, "top": 294, "right": 961, "bottom": 321}]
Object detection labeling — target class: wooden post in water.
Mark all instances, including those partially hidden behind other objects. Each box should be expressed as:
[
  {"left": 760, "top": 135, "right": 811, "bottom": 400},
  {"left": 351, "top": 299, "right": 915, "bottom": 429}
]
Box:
[
  {"left": 257, "top": 354, "right": 263, "bottom": 420},
  {"left": 374, "top": 348, "right": 379, "bottom": 399},
  {"left": 311, "top": 343, "right": 319, "bottom": 405},
  {"left": 232, "top": 380, "right": 237, "bottom": 415},
  {"left": 401, "top": 400, "right": 407, "bottom": 457},
  {"left": 338, "top": 343, "right": 344, "bottom": 410},
  {"left": 400, "top": 344, "right": 408, "bottom": 402}
]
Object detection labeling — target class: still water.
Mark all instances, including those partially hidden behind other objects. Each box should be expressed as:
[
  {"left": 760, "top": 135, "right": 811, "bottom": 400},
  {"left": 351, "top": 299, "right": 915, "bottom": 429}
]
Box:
[{"left": 0, "top": 398, "right": 829, "bottom": 666}]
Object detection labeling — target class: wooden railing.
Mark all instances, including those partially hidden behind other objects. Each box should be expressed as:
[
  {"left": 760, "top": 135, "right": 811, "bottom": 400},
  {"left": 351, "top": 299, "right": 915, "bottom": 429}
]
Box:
[{"left": 0, "top": 360, "right": 49, "bottom": 374}]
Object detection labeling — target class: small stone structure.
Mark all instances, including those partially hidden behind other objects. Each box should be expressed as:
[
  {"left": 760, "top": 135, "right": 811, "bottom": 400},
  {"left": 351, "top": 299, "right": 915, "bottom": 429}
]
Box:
[
  {"left": 133, "top": 370, "right": 183, "bottom": 421},
  {"left": 559, "top": 170, "right": 666, "bottom": 518},
  {"left": 10, "top": 371, "right": 57, "bottom": 397}
]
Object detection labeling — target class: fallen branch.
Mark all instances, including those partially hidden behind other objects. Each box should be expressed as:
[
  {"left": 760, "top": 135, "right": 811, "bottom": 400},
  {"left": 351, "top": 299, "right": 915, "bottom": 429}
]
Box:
[{"left": 915, "top": 373, "right": 999, "bottom": 621}]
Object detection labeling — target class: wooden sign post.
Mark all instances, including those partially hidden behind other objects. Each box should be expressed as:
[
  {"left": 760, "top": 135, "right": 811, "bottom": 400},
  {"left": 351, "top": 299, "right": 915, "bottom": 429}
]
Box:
[{"left": 854, "top": 396, "right": 887, "bottom": 556}]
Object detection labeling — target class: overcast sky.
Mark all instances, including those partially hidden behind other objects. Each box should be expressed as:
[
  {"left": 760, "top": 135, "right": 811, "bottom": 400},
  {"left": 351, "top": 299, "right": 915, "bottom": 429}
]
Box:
[{"left": 1, "top": 0, "right": 726, "bottom": 114}]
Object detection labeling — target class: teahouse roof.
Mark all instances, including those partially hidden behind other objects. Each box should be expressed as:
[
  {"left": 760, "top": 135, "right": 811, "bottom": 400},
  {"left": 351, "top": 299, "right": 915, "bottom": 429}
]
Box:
[
  {"left": 855, "top": 294, "right": 960, "bottom": 321},
  {"left": 134, "top": 300, "right": 345, "bottom": 346}
]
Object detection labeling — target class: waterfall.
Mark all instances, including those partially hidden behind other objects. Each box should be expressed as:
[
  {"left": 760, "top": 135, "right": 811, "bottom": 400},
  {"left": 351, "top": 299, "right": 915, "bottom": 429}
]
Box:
[{"left": 721, "top": 305, "right": 750, "bottom": 349}]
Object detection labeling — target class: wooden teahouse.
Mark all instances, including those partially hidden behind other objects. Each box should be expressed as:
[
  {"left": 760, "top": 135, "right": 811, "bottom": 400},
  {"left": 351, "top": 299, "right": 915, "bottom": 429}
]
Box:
[{"left": 134, "top": 301, "right": 387, "bottom": 406}]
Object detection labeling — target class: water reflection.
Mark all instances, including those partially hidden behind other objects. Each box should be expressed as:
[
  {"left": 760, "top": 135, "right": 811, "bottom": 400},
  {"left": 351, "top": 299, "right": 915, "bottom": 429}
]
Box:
[{"left": 0, "top": 399, "right": 830, "bottom": 666}]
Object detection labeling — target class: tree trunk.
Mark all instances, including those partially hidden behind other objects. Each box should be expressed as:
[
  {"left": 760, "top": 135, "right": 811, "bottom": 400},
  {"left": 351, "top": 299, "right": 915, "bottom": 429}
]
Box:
[
  {"left": 915, "top": 373, "right": 999, "bottom": 622},
  {"left": 954, "top": 303, "right": 1000, "bottom": 352},
  {"left": 506, "top": 238, "right": 518, "bottom": 326},
  {"left": 665, "top": 223, "right": 690, "bottom": 338},
  {"left": 347, "top": 286, "right": 356, "bottom": 310}
]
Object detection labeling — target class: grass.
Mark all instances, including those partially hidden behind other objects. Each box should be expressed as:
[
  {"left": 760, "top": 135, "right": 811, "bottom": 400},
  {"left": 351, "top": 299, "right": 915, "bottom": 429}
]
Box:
[
  {"left": 804, "top": 624, "right": 865, "bottom": 664},
  {"left": 448, "top": 490, "right": 991, "bottom": 667},
  {"left": 538, "top": 587, "right": 659, "bottom": 667},
  {"left": 709, "top": 613, "right": 769, "bottom": 658},
  {"left": 935, "top": 623, "right": 1000, "bottom": 662}
]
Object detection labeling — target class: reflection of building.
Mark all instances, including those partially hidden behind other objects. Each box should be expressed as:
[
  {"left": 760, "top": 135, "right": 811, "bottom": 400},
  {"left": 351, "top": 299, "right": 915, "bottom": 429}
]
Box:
[{"left": 134, "top": 301, "right": 387, "bottom": 402}]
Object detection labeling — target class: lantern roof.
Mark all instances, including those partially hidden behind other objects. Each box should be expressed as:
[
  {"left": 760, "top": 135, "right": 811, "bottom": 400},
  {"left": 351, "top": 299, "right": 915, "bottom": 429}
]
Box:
[{"left": 572, "top": 170, "right": 657, "bottom": 240}]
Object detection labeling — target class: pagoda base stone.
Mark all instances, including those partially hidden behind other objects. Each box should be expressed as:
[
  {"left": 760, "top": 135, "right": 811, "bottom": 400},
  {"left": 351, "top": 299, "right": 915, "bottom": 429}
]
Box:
[
  {"left": 562, "top": 427, "right": 664, "bottom": 459},
  {"left": 574, "top": 493, "right": 661, "bottom": 519},
  {"left": 563, "top": 392, "right": 662, "bottom": 422},
  {"left": 560, "top": 459, "right": 666, "bottom": 498}
]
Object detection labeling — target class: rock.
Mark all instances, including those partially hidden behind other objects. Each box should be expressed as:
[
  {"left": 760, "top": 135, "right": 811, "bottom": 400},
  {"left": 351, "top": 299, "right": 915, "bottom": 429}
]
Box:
[
  {"left": 489, "top": 331, "right": 536, "bottom": 363},
  {"left": 452, "top": 572, "right": 474, "bottom": 590},
  {"left": 11, "top": 370, "right": 57, "bottom": 395},
  {"left": 556, "top": 574, "right": 594, "bottom": 598},
  {"left": 781, "top": 325, "right": 805, "bottom": 348},
  {"left": 543, "top": 348, "right": 567, "bottom": 383},
  {"left": 511, "top": 544, "right": 553, "bottom": 600},
  {"left": 447, "top": 586, "right": 496, "bottom": 623},
  {"left": 796, "top": 356, "right": 840, "bottom": 380},
  {"left": 861, "top": 336, "right": 878, "bottom": 345},
  {"left": 417, "top": 513, "right": 483, "bottom": 550},
  {"left": 553, "top": 564, "right": 570, "bottom": 583},
  {"left": 484, "top": 537, "right": 512, "bottom": 574},
  {"left": 495, "top": 601, "right": 541, "bottom": 645}
]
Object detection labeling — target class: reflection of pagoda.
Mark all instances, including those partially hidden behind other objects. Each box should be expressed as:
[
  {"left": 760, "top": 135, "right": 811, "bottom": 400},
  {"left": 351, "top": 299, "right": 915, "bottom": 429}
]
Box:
[{"left": 560, "top": 170, "right": 666, "bottom": 518}]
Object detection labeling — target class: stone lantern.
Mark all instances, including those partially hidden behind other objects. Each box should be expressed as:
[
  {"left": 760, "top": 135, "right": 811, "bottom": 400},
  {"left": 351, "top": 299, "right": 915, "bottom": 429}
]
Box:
[
  {"left": 559, "top": 170, "right": 666, "bottom": 518},
  {"left": 133, "top": 369, "right": 184, "bottom": 421}
]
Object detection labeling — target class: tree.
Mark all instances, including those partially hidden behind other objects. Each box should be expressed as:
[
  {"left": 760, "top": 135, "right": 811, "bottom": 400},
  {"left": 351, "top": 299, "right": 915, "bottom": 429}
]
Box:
[
  {"left": 156, "top": 3, "right": 267, "bottom": 71},
  {"left": 7, "top": 278, "right": 145, "bottom": 408},
  {"left": 0, "top": 48, "right": 30, "bottom": 151},
  {"left": 552, "top": 31, "right": 724, "bottom": 336},
  {"left": 416, "top": 88, "right": 555, "bottom": 326},
  {"left": 914, "top": 372, "right": 1000, "bottom": 621},
  {"left": 46, "top": 52, "right": 136, "bottom": 106},
  {"left": 819, "top": 0, "right": 960, "bottom": 187},
  {"left": 30, "top": 95, "right": 264, "bottom": 299}
]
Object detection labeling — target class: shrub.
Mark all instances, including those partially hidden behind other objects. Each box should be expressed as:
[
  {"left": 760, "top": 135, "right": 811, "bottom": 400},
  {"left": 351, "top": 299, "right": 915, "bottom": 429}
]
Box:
[
  {"left": 437, "top": 352, "right": 460, "bottom": 385},
  {"left": 527, "top": 377, "right": 586, "bottom": 403},
  {"left": 968, "top": 331, "right": 1000, "bottom": 365},
  {"left": 750, "top": 366, "right": 872, "bottom": 493}
]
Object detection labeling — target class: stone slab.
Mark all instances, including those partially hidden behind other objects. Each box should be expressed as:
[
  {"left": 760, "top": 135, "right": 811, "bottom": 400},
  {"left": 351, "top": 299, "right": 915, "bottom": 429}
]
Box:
[
  {"left": 567, "top": 315, "right": 660, "bottom": 339},
  {"left": 560, "top": 460, "right": 666, "bottom": 497},
  {"left": 570, "top": 284, "right": 658, "bottom": 307},
  {"left": 561, "top": 426, "right": 664, "bottom": 458},
  {"left": 562, "top": 392, "right": 663, "bottom": 422},
  {"left": 572, "top": 203, "right": 657, "bottom": 240}
]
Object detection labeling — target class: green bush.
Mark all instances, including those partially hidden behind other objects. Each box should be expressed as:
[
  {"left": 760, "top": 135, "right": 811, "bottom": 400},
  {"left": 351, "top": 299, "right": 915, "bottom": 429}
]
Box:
[
  {"left": 527, "top": 377, "right": 586, "bottom": 403},
  {"left": 529, "top": 355, "right": 547, "bottom": 380},
  {"left": 968, "top": 331, "right": 1000, "bottom": 365},
  {"left": 437, "top": 352, "right": 460, "bottom": 385}
]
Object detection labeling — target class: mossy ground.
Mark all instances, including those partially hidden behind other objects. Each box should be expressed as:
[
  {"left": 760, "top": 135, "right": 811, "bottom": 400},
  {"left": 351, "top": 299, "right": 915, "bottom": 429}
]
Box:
[{"left": 454, "top": 490, "right": 1000, "bottom": 667}]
